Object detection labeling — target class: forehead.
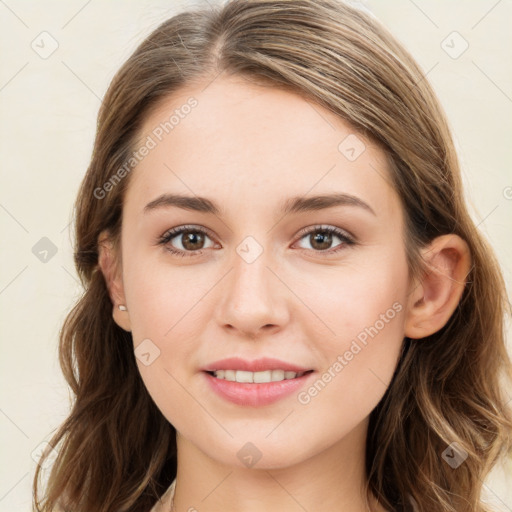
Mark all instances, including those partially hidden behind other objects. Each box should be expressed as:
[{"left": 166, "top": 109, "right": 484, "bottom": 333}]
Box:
[{"left": 126, "top": 75, "right": 398, "bottom": 218}]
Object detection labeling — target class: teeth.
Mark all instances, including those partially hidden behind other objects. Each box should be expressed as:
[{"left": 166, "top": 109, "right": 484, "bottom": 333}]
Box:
[
  {"left": 212, "top": 369, "right": 305, "bottom": 383},
  {"left": 254, "top": 370, "right": 272, "bottom": 383},
  {"left": 236, "top": 370, "right": 254, "bottom": 383},
  {"left": 271, "top": 369, "right": 284, "bottom": 382}
]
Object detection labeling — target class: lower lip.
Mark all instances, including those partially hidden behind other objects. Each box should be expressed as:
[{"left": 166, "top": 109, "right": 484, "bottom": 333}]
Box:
[{"left": 203, "top": 371, "right": 314, "bottom": 406}]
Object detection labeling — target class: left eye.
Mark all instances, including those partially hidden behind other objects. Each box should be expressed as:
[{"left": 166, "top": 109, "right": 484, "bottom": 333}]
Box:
[
  {"left": 157, "top": 224, "right": 355, "bottom": 257},
  {"left": 294, "top": 225, "right": 354, "bottom": 253}
]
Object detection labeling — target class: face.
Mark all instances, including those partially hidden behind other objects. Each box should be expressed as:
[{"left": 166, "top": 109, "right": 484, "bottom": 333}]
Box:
[{"left": 117, "top": 75, "right": 410, "bottom": 469}]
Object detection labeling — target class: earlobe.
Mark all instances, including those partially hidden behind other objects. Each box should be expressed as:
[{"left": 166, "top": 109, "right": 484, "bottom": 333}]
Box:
[
  {"left": 97, "top": 231, "right": 132, "bottom": 333},
  {"left": 404, "top": 234, "right": 471, "bottom": 340}
]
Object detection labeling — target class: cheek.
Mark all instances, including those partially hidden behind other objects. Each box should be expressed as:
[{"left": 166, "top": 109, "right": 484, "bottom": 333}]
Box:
[
  {"left": 123, "top": 248, "right": 205, "bottom": 337},
  {"left": 292, "top": 283, "right": 405, "bottom": 450},
  {"left": 294, "top": 248, "right": 408, "bottom": 400},
  {"left": 122, "top": 252, "right": 214, "bottom": 394},
  {"left": 122, "top": 258, "right": 209, "bottom": 427},
  {"left": 295, "top": 249, "right": 408, "bottom": 345}
]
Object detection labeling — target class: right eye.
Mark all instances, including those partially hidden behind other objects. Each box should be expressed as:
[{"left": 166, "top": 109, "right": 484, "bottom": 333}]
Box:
[{"left": 158, "top": 225, "right": 217, "bottom": 257}]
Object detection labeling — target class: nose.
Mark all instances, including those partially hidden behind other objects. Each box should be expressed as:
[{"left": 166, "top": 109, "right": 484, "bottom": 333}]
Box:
[{"left": 214, "top": 245, "right": 289, "bottom": 338}]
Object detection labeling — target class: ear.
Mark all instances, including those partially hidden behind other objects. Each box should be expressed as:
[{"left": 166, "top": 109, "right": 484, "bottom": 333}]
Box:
[
  {"left": 97, "top": 230, "right": 132, "bottom": 333},
  {"left": 404, "top": 234, "right": 471, "bottom": 339}
]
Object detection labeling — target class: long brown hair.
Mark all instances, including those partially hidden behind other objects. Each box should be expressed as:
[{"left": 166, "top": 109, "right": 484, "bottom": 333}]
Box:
[{"left": 33, "top": 1, "right": 512, "bottom": 510}]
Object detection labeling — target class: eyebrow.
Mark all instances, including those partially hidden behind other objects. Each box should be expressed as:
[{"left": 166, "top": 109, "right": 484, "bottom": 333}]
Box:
[{"left": 143, "top": 192, "right": 376, "bottom": 216}]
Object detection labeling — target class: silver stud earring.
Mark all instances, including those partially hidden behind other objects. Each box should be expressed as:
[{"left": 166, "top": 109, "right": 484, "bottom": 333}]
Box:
[{"left": 118, "top": 304, "right": 127, "bottom": 311}]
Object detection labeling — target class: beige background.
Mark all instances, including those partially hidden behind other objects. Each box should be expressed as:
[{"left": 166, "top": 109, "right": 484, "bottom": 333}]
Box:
[{"left": 0, "top": 0, "right": 510, "bottom": 510}]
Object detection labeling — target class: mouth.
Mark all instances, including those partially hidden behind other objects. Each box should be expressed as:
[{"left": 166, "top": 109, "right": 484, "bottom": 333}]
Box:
[
  {"left": 204, "top": 369, "right": 314, "bottom": 383},
  {"left": 201, "top": 357, "right": 315, "bottom": 406}
]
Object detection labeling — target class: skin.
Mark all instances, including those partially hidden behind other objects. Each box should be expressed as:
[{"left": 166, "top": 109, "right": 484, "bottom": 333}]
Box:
[{"left": 99, "top": 74, "right": 471, "bottom": 512}]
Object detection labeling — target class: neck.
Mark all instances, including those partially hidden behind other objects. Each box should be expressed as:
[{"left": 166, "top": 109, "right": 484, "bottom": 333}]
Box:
[{"left": 172, "top": 419, "right": 387, "bottom": 512}]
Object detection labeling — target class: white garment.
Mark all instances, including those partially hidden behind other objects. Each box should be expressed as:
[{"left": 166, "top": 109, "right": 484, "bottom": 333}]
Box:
[{"left": 149, "top": 478, "right": 176, "bottom": 512}]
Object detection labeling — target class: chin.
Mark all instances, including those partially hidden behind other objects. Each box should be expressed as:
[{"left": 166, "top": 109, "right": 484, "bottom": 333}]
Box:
[{"left": 203, "top": 436, "right": 314, "bottom": 471}]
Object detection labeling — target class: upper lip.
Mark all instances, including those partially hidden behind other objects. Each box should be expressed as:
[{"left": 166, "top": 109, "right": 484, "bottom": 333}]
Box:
[{"left": 202, "top": 357, "right": 313, "bottom": 373}]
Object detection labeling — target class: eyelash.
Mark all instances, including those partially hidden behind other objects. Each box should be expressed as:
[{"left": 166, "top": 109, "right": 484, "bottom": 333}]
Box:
[{"left": 157, "top": 224, "right": 356, "bottom": 258}]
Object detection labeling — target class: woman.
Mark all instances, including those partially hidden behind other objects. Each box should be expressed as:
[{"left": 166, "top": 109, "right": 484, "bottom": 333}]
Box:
[{"left": 33, "top": 1, "right": 512, "bottom": 511}]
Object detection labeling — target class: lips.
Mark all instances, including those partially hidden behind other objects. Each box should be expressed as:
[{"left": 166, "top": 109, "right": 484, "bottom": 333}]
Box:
[
  {"left": 201, "top": 357, "right": 315, "bottom": 406},
  {"left": 202, "top": 357, "right": 313, "bottom": 373}
]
